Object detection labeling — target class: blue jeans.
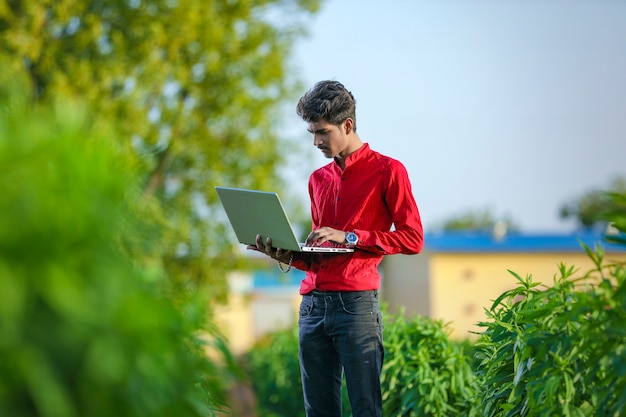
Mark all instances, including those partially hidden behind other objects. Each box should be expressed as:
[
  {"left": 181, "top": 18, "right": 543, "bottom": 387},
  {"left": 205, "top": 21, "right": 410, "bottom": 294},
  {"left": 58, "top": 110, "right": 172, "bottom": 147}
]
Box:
[{"left": 298, "top": 290, "right": 384, "bottom": 417}]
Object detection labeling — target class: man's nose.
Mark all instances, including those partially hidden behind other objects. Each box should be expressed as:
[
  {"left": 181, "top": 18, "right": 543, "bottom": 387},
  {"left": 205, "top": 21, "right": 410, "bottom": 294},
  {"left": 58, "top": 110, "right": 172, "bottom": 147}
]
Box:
[{"left": 313, "top": 134, "right": 322, "bottom": 146}]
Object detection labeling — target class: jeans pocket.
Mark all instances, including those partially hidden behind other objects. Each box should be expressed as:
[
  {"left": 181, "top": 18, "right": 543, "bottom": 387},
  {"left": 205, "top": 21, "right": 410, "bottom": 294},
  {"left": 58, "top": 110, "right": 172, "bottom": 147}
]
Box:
[
  {"left": 299, "top": 297, "right": 314, "bottom": 318},
  {"left": 341, "top": 295, "right": 375, "bottom": 315}
]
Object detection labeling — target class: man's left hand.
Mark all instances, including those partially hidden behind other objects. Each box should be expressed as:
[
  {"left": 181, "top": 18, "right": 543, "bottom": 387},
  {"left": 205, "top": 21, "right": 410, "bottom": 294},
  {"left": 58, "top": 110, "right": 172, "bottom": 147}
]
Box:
[{"left": 305, "top": 227, "right": 347, "bottom": 247}]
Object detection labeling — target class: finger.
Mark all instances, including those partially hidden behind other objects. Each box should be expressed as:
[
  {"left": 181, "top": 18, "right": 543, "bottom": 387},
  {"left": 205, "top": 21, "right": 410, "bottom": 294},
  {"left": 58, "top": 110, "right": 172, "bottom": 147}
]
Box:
[
  {"left": 305, "top": 232, "right": 317, "bottom": 246},
  {"left": 265, "top": 237, "right": 274, "bottom": 256},
  {"left": 255, "top": 234, "right": 264, "bottom": 251}
]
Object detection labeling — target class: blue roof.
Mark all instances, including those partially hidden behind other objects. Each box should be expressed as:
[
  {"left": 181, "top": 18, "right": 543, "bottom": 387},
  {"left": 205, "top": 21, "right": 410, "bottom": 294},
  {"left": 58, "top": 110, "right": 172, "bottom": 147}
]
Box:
[
  {"left": 423, "top": 231, "right": 626, "bottom": 253},
  {"left": 253, "top": 268, "right": 305, "bottom": 288},
  {"left": 249, "top": 231, "right": 625, "bottom": 289}
]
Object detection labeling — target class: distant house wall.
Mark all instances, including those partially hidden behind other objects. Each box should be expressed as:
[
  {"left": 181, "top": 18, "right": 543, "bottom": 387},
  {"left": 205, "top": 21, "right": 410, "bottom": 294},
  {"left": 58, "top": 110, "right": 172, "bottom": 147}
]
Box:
[
  {"left": 427, "top": 251, "right": 609, "bottom": 339},
  {"left": 214, "top": 269, "right": 301, "bottom": 355},
  {"left": 214, "top": 292, "right": 256, "bottom": 355},
  {"left": 380, "top": 253, "right": 430, "bottom": 317},
  {"left": 251, "top": 289, "right": 300, "bottom": 339}
]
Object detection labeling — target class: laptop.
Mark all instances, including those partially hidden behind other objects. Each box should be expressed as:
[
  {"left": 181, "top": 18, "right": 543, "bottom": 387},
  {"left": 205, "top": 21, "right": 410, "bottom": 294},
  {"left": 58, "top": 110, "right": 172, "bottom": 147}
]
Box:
[{"left": 215, "top": 186, "right": 354, "bottom": 253}]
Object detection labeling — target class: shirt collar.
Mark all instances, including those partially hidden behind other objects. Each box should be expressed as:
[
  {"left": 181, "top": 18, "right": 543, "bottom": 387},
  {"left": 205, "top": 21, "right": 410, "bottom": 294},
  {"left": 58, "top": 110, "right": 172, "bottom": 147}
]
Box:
[{"left": 334, "top": 143, "right": 370, "bottom": 170}]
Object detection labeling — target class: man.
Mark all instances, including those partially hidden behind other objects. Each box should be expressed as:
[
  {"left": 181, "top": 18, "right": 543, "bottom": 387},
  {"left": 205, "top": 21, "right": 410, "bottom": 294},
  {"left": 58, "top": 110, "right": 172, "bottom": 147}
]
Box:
[{"left": 250, "top": 80, "right": 423, "bottom": 417}]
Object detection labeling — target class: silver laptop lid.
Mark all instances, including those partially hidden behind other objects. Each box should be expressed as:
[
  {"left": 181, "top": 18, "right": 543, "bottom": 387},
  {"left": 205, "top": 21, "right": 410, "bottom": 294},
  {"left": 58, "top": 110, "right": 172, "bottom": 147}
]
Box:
[{"left": 215, "top": 186, "right": 353, "bottom": 253}]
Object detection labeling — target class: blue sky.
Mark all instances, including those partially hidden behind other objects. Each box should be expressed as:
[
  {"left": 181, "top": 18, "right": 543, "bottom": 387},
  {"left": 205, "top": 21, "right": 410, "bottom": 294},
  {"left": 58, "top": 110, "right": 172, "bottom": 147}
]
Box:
[{"left": 283, "top": 0, "right": 626, "bottom": 233}]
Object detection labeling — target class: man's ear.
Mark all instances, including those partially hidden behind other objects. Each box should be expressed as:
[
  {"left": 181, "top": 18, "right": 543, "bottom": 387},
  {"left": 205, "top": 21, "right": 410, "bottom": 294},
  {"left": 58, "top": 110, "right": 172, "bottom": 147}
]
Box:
[{"left": 343, "top": 118, "right": 354, "bottom": 134}]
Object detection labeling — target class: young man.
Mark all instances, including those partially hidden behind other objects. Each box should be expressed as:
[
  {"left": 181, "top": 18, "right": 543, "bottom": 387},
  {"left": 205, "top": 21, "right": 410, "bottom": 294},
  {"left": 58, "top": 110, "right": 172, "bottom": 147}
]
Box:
[{"left": 250, "top": 80, "right": 424, "bottom": 417}]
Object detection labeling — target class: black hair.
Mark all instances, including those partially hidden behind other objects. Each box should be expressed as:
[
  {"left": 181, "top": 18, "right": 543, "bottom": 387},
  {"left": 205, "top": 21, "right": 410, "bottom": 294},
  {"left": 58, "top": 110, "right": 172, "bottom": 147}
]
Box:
[{"left": 296, "top": 80, "right": 357, "bottom": 131}]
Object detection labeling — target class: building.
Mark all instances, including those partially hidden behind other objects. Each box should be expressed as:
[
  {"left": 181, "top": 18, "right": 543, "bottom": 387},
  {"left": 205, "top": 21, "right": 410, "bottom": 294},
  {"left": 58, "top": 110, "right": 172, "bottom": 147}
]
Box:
[{"left": 214, "top": 268, "right": 303, "bottom": 355}]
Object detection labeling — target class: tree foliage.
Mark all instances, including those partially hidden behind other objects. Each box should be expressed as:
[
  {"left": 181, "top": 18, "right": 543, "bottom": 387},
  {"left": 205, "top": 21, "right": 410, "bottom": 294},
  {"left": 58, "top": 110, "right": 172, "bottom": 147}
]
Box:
[
  {"left": 0, "top": 0, "right": 321, "bottom": 299},
  {"left": 600, "top": 191, "right": 626, "bottom": 246},
  {"left": 0, "top": 83, "right": 231, "bottom": 417},
  {"left": 438, "top": 207, "right": 518, "bottom": 234},
  {"left": 560, "top": 176, "right": 626, "bottom": 231}
]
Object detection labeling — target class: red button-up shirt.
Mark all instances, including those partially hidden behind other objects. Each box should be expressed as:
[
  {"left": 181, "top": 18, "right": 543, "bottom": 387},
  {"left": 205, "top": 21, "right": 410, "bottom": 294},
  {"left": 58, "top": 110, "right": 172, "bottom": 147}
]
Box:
[{"left": 293, "top": 143, "right": 424, "bottom": 294}]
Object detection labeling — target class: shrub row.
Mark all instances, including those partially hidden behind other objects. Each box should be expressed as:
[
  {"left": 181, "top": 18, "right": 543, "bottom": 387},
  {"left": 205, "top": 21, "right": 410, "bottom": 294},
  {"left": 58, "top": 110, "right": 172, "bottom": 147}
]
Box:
[{"left": 244, "top": 309, "right": 477, "bottom": 417}]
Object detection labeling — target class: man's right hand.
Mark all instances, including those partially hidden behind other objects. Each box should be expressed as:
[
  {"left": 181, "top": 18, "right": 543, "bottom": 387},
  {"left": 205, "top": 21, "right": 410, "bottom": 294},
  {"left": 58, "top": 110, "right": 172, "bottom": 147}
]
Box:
[{"left": 247, "top": 234, "right": 292, "bottom": 264}]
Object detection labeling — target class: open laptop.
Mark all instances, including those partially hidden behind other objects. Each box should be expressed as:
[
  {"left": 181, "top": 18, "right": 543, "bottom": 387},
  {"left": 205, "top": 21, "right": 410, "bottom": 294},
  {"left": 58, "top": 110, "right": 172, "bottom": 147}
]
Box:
[{"left": 215, "top": 186, "right": 354, "bottom": 253}]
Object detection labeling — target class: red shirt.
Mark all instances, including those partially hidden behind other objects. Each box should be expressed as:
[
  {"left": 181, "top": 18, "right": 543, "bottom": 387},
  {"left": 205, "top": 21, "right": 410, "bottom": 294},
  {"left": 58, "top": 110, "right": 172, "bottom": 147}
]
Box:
[{"left": 294, "top": 143, "right": 424, "bottom": 294}]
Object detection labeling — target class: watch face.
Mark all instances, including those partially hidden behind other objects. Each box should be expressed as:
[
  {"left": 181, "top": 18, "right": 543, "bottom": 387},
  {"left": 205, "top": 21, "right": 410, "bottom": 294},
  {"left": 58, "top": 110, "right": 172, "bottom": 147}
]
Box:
[{"left": 347, "top": 232, "right": 358, "bottom": 245}]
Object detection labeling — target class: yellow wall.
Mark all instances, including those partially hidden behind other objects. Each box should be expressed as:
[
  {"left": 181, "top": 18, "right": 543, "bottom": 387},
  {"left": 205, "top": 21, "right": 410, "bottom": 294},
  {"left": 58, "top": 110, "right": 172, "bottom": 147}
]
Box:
[
  {"left": 214, "top": 272, "right": 301, "bottom": 355},
  {"left": 214, "top": 293, "right": 256, "bottom": 355},
  {"left": 430, "top": 252, "right": 599, "bottom": 339}
]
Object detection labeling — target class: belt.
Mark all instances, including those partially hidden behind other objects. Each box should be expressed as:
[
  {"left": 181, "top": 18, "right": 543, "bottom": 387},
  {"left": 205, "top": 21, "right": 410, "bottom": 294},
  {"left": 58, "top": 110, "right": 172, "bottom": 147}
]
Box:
[{"left": 308, "top": 289, "right": 377, "bottom": 298}]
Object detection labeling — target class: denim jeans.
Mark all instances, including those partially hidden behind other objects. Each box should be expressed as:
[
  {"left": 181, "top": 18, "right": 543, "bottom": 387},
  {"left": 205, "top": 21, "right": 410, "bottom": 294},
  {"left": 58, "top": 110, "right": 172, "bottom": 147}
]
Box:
[{"left": 298, "top": 290, "right": 384, "bottom": 417}]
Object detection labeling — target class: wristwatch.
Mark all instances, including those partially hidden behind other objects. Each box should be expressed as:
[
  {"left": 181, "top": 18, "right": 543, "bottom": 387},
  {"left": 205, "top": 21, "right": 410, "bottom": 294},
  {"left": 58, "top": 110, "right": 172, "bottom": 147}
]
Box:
[{"left": 345, "top": 231, "right": 359, "bottom": 247}]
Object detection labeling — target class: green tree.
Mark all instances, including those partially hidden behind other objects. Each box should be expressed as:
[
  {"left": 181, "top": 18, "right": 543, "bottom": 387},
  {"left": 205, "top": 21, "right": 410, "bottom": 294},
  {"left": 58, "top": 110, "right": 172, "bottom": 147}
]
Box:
[
  {"left": 0, "top": 0, "right": 321, "bottom": 299},
  {"left": 560, "top": 176, "right": 626, "bottom": 231},
  {"left": 600, "top": 191, "right": 626, "bottom": 246},
  {"left": 0, "top": 83, "right": 230, "bottom": 417},
  {"left": 438, "top": 207, "right": 518, "bottom": 234}
]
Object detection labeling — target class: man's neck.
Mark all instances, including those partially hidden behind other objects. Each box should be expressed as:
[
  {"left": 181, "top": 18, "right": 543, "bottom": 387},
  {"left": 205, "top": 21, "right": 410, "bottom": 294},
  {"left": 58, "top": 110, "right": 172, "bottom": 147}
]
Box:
[{"left": 335, "top": 137, "right": 364, "bottom": 170}]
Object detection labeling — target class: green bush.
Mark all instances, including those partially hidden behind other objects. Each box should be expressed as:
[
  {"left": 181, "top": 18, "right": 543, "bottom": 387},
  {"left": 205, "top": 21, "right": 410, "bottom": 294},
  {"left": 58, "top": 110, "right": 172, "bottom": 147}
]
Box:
[
  {"left": 0, "top": 89, "right": 227, "bottom": 416},
  {"left": 244, "top": 326, "right": 352, "bottom": 417},
  {"left": 473, "top": 190, "right": 626, "bottom": 417},
  {"left": 473, "top": 251, "right": 626, "bottom": 416},
  {"left": 245, "top": 310, "right": 478, "bottom": 417},
  {"left": 245, "top": 326, "right": 303, "bottom": 417},
  {"left": 381, "top": 310, "right": 479, "bottom": 416}
]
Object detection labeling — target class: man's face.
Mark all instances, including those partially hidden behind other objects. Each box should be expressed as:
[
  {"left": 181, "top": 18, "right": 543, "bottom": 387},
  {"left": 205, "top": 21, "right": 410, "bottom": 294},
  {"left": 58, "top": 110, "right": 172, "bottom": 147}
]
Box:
[{"left": 306, "top": 119, "right": 349, "bottom": 159}]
